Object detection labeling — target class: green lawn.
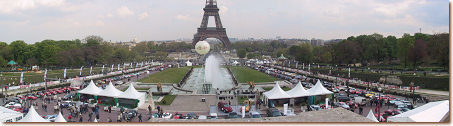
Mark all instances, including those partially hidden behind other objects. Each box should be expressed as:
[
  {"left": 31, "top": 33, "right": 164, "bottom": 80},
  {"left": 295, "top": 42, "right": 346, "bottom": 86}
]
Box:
[
  {"left": 138, "top": 67, "right": 191, "bottom": 83},
  {"left": 156, "top": 95, "right": 176, "bottom": 105},
  {"left": 0, "top": 67, "right": 105, "bottom": 86},
  {"left": 121, "top": 87, "right": 150, "bottom": 91},
  {"left": 262, "top": 86, "right": 291, "bottom": 91},
  {"left": 227, "top": 66, "right": 280, "bottom": 83}
]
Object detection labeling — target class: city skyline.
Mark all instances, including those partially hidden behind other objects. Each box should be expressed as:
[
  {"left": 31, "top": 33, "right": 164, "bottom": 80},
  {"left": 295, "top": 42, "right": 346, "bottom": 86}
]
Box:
[{"left": 0, "top": 0, "right": 448, "bottom": 43}]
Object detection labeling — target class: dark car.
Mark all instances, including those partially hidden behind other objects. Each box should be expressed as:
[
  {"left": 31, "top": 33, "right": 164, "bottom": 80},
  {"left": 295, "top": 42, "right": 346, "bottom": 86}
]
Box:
[
  {"left": 185, "top": 112, "right": 197, "bottom": 119},
  {"left": 126, "top": 110, "right": 138, "bottom": 120},
  {"left": 337, "top": 96, "right": 350, "bottom": 102},
  {"left": 60, "top": 101, "right": 74, "bottom": 108},
  {"left": 217, "top": 101, "right": 233, "bottom": 113},
  {"left": 62, "top": 94, "right": 75, "bottom": 100},
  {"left": 228, "top": 112, "right": 240, "bottom": 119},
  {"left": 266, "top": 108, "right": 282, "bottom": 117}
]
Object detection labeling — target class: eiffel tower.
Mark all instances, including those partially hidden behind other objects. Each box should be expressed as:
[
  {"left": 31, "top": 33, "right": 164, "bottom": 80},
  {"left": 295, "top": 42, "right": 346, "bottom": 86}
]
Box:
[{"left": 193, "top": 0, "right": 231, "bottom": 49}]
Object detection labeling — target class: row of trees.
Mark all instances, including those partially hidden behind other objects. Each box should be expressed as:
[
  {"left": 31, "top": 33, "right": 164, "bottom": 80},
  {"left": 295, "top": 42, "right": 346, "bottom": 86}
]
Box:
[
  {"left": 0, "top": 36, "right": 140, "bottom": 67},
  {"left": 233, "top": 33, "right": 449, "bottom": 70},
  {"left": 0, "top": 36, "right": 194, "bottom": 68}
]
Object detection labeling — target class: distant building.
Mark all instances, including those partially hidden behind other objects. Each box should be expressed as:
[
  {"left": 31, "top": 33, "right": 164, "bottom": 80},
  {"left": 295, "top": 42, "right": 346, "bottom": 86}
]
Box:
[
  {"left": 310, "top": 38, "right": 324, "bottom": 46},
  {"left": 112, "top": 36, "right": 138, "bottom": 51}
]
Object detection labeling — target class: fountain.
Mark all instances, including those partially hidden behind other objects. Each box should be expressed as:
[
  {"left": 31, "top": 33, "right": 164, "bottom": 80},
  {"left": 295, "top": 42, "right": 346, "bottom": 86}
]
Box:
[{"left": 176, "top": 53, "right": 234, "bottom": 94}]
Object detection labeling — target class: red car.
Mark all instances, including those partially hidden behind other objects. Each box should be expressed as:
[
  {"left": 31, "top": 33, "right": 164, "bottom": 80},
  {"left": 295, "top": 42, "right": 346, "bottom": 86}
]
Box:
[
  {"left": 385, "top": 109, "right": 402, "bottom": 116},
  {"left": 13, "top": 107, "right": 23, "bottom": 113},
  {"left": 69, "top": 87, "right": 80, "bottom": 91},
  {"left": 37, "top": 92, "right": 45, "bottom": 97},
  {"left": 218, "top": 101, "right": 233, "bottom": 113},
  {"left": 56, "top": 90, "right": 64, "bottom": 94},
  {"left": 45, "top": 91, "right": 52, "bottom": 96},
  {"left": 27, "top": 95, "right": 37, "bottom": 100}
]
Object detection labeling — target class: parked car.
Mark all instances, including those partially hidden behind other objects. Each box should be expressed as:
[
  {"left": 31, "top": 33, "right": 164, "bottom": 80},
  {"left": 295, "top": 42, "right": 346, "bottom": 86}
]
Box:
[
  {"left": 115, "top": 81, "right": 124, "bottom": 85},
  {"left": 249, "top": 111, "right": 261, "bottom": 118},
  {"left": 334, "top": 102, "right": 350, "bottom": 109},
  {"left": 60, "top": 101, "right": 74, "bottom": 108},
  {"left": 228, "top": 112, "right": 240, "bottom": 119},
  {"left": 42, "top": 114, "right": 57, "bottom": 122},
  {"left": 25, "top": 94, "right": 37, "bottom": 100},
  {"left": 266, "top": 108, "right": 282, "bottom": 117},
  {"left": 4, "top": 102, "right": 21, "bottom": 108},
  {"left": 209, "top": 113, "right": 217, "bottom": 119},
  {"left": 309, "top": 105, "right": 322, "bottom": 111},
  {"left": 185, "top": 112, "right": 197, "bottom": 119},
  {"left": 337, "top": 96, "right": 350, "bottom": 102},
  {"left": 36, "top": 92, "right": 45, "bottom": 97},
  {"left": 162, "top": 113, "right": 172, "bottom": 119},
  {"left": 62, "top": 94, "right": 75, "bottom": 100},
  {"left": 126, "top": 110, "right": 138, "bottom": 120},
  {"left": 198, "top": 115, "right": 207, "bottom": 119},
  {"left": 385, "top": 109, "right": 402, "bottom": 116},
  {"left": 400, "top": 108, "right": 410, "bottom": 112},
  {"left": 56, "top": 90, "right": 64, "bottom": 94},
  {"left": 217, "top": 101, "right": 233, "bottom": 113},
  {"left": 172, "top": 113, "right": 183, "bottom": 119}
]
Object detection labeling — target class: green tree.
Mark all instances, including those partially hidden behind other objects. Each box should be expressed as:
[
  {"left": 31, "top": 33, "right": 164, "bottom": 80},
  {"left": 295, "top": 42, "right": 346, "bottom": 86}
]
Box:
[
  {"left": 295, "top": 43, "right": 313, "bottom": 63},
  {"left": 237, "top": 49, "right": 246, "bottom": 58},
  {"left": 397, "top": 33, "right": 415, "bottom": 69},
  {"left": 427, "top": 33, "right": 449, "bottom": 70},
  {"left": 408, "top": 39, "right": 427, "bottom": 69},
  {"left": 0, "top": 56, "right": 7, "bottom": 67},
  {"left": 9, "top": 40, "right": 28, "bottom": 64}
]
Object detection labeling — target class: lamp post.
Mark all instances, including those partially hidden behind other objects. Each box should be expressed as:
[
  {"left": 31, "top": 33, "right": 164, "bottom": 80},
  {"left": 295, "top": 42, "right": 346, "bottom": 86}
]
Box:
[{"left": 410, "top": 82, "right": 415, "bottom": 107}]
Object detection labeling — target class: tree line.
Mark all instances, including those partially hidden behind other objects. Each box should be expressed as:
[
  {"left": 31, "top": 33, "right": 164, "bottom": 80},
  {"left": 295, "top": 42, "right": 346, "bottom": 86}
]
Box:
[
  {"left": 0, "top": 35, "right": 194, "bottom": 68},
  {"left": 233, "top": 33, "right": 449, "bottom": 70}
]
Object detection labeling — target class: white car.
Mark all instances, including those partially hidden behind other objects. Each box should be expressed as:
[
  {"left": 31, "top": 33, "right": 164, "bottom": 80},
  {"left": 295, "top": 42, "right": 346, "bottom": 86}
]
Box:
[
  {"left": 4, "top": 102, "right": 21, "bottom": 108},
  {"left": 162, "top": 113, "right": 172, "bottom": 119},
  {"left": 198, "top": 115, "right": 207, "bottom": 119}
]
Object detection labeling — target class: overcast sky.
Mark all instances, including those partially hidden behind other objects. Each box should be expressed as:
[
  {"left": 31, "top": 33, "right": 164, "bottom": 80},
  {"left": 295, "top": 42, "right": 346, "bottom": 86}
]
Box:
[{"left": 0, "top": 0, "right": 449, "bottom": 43}]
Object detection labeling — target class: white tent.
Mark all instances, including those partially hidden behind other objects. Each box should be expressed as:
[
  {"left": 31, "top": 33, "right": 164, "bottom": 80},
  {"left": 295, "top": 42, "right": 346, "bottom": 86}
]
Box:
[
  {"left": 0, "top": 106, "right": 23, "bottom": 122},
  {"left": 18, "top": 106, "right": 49, "bottom": 122},
  {"left": 366, "top": 110, "right": 379, "bottom": 122},
  {"left": 78, "top": 80, "right": 103, "bottom": 96},
  {"left": 387, "top": 100, "right": 449, "bottom": 122},
  {"left": 263, "top": 82, "right": 291, "bottom": 99},
  {"left": 98, "top": 82, "right": 123, "bottom": 97},
  {"left": 307, "top": 80, "right": 333, "bottom": 96},
  {"left": 118, "top": 83, "right": 146, "bottom": 108},
  {"left": 185, "top": 60, "right": 192, "bottom": 66},
  {"left": 286, "top": 81, "right": 310, "bottom": 98},
  {"left": 54, "top": 112, "right": 66, "bottom": 122}
]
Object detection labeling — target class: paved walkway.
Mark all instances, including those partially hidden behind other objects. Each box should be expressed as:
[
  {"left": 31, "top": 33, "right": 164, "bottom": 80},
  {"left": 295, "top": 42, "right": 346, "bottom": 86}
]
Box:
[
  {"left": 160, "top": 95, "right": 217, "bottom": 113},
  {"left": 416, "top": 89, "right": 449, "bottom": 96}
]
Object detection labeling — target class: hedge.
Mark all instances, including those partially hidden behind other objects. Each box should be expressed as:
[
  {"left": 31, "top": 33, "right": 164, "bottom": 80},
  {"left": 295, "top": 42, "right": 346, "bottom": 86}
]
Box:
[{"left": 310, "top": 69, "right": 449, "bottom": 91}]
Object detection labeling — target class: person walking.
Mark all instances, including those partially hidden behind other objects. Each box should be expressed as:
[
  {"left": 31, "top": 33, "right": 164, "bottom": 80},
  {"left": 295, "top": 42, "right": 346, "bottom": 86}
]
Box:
[
  {"left": 88, "top": 112, "right": 92, "bottom": 122},
  {"left": 359, "top": 105, "right": 363, "bottom": 115},
  {"left": 68, "top": 115, "right": 72, "bottom": 121},
  {"left": 54, "top": 104, "right": 58, "bottom": 113},
  {"left": 79, "top": 116, "right": 83, "bottom": 122},
  {"left": 117, "top": 114, "right": 121, "bottom": 122},
  {"left": 148, "top": 105, "right": 152, "bottom": 114},
  {"left": 156, "top": 105, "right": 161, "bottom": 114},
  {"left": 108, "top": 106, "right": 112, "bottom": 113},
  {"left": 138, "top": 114, "right": 142, "bottom": 122}
]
